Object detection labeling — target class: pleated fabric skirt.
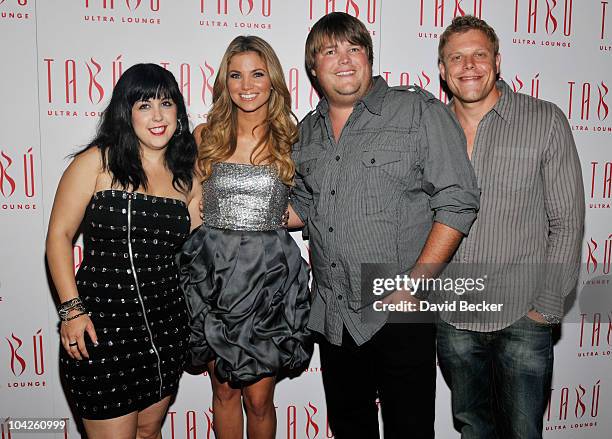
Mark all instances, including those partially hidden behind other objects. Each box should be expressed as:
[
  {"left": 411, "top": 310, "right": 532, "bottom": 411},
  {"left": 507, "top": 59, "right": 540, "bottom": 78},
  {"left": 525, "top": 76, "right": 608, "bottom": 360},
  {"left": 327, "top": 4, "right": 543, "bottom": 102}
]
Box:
[{"left": 178, "top": 225, "right": 313, "bottom": 386}]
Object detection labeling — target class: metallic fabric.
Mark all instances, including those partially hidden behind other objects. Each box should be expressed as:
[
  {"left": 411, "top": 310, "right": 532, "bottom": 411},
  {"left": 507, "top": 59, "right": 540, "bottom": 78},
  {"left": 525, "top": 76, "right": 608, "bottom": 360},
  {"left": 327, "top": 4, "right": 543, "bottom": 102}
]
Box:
[{"left": 202, "top": 162, "right": 289, "bottom": 231}]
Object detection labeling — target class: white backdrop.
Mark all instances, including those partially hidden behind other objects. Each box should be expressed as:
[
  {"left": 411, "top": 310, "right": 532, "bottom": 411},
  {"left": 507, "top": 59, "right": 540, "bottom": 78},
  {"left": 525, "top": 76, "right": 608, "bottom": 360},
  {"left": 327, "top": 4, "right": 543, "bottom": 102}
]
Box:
[{"left": 1, "top": 1, "right": 611, "bottom": 438}]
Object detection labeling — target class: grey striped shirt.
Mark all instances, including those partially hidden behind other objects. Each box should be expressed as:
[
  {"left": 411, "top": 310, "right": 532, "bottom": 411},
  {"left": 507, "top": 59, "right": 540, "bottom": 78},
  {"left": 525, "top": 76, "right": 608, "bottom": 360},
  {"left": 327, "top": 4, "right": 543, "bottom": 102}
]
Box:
[
  {"left": 291, "top": 77, "right": 480, "bottom": 346},
  {"left": 439, "top": 80, "right": 585, "bottom": 331}
]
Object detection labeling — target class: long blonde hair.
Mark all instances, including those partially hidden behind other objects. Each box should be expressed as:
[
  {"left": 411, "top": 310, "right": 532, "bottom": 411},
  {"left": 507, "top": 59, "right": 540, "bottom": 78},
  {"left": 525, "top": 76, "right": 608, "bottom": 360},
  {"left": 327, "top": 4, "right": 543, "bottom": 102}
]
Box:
[{"left": 198, "top": 35, "right": 298, "bottom": 185}]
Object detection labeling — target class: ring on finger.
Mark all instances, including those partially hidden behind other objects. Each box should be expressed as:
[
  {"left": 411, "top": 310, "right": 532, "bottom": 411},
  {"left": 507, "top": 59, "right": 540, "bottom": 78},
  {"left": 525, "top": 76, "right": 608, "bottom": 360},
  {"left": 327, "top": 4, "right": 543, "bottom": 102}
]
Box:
[{"left": 69, "top": 341, "right": 78, "bottom": 347}]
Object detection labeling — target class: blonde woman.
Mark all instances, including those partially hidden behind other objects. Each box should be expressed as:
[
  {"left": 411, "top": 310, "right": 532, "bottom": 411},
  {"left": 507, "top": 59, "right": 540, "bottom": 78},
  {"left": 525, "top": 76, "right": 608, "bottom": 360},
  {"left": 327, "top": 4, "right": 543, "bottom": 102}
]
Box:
[{"left": 178, "top": 36, "right": 312, "bottom": 439}]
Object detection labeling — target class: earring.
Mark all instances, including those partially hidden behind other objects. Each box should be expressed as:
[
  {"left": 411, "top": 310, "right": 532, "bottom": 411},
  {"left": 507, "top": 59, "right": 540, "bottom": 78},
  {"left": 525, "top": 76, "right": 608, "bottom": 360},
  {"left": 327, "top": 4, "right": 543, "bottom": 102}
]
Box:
[{"left": 175, "top": 119, "right": 183, "bottom": 136}]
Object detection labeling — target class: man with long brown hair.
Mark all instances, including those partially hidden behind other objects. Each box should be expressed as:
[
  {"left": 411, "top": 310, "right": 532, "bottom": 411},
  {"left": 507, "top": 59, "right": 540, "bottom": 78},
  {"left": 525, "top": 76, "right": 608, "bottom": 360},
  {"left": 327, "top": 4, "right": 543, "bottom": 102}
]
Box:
[{"left": 290, "top": 12, "right": 480, "bottom": 438}]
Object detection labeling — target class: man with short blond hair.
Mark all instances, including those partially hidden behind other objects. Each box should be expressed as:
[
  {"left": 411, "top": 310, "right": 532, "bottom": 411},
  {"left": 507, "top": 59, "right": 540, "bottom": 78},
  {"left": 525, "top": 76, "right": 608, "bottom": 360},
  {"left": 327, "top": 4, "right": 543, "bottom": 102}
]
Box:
[{"left": 436, "top": 15, "right": 584, "bottom": 439}]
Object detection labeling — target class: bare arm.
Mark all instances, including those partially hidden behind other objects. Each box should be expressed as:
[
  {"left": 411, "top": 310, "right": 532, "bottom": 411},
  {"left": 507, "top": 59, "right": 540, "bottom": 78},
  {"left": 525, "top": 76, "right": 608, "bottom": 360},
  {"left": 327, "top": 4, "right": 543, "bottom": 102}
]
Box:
[
  {"left": 46, "top": 147, "right": 101, "bottom": 358},
  {"left": 187, "top": 170, "right": 203, "bottom": 231},
  {"left": 411, "top": 221, "right": 463, "bottom": 278},
  {"left": 286, "top": 204, "right": 305, "bottom": 229}
]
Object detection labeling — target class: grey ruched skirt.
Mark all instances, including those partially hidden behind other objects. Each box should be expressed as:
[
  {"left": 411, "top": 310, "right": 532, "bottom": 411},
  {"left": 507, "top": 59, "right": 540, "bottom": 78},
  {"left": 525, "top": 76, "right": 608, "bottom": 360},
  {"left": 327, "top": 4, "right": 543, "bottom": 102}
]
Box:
[{"left": 178, "top": 225, "right": 313, "bottom": 386}]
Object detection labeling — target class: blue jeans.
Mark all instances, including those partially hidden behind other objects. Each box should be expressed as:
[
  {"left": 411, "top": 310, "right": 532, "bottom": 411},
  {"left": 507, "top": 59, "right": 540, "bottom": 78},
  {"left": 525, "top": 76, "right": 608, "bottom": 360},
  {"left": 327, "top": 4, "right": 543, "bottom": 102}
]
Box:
[{"left": 437, "top": 316, "right": 554, "bottom": 439}]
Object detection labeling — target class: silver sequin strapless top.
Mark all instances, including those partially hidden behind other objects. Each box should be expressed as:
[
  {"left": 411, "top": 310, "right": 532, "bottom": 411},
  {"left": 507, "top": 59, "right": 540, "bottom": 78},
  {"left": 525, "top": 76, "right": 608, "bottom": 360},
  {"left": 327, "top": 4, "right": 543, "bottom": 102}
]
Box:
[{"left": 202, "top": 162, "right": 289, "bottom": 231}]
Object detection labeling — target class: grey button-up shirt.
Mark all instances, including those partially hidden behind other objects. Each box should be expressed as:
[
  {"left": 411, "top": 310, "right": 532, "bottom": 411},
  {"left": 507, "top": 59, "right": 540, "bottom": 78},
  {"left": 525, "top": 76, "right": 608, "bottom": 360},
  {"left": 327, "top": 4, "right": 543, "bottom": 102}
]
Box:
[
  {"left": 291, "top": 76, "right": 480, "bottom": 346},
  {"left": 440, "top": 80, "right": 585, "bottom": 331}
]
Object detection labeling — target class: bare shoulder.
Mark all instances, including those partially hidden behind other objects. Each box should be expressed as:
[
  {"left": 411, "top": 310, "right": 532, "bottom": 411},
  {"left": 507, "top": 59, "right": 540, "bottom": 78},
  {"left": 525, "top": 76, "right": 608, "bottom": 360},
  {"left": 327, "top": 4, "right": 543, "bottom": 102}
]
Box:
[
  {"left": 66, "top": 147, "right": 104, "bottom": 178},
  {"left": 51, "top": 147, "right": 103, "bottom": 218}
]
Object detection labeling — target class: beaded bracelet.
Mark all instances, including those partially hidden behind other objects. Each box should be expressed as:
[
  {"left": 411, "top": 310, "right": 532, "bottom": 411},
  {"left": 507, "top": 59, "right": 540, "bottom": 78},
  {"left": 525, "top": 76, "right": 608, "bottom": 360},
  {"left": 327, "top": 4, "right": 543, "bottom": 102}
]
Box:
[
  {"left": 63, "top": 311, "right": 89, "bottom": 325},
  {"left": 58, "top": 297, "right": 86, "bottom": 321}
]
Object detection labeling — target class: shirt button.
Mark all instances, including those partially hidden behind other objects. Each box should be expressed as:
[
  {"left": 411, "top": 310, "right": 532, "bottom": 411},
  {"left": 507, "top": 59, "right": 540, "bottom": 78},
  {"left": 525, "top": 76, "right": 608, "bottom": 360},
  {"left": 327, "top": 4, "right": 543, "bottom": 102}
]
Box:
[
  {"left": 330, "top": 189, "right": 336, "bottom": 195},
  {"left": 337, "top": 295, "right": 343, "bottom": 300},
  {"left": 331, "top": 262, "right": 336, "bottom": 268},
  {"left": 335, "top": 155, "right": 340, "bottom": 161},
  {"left": 329, "top": 227, "right": 334, "bottom": 232},
  {"left": 370, "top": 158, "right": 376, "bottom": 164}
]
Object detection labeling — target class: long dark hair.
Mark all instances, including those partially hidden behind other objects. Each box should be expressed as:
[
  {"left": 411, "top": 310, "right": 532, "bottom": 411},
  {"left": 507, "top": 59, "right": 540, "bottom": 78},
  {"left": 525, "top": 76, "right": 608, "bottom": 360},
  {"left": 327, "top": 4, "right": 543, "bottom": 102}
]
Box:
[{"left": 77, "top": 63, "right": 196, "bottom": 193}]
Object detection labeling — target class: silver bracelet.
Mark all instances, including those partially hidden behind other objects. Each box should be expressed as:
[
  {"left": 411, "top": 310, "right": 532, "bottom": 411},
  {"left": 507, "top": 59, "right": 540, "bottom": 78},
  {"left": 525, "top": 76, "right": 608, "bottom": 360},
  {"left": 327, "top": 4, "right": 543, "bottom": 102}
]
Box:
[{"left": 58, "top": 297, "right": 86, "bottom": 321}]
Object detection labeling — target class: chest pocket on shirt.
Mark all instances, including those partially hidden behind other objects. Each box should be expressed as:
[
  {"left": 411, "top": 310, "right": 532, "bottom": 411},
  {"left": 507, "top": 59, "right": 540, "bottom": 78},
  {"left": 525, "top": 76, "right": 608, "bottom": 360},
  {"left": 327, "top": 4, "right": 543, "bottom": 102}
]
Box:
[
  {"left": 361, "top": 149, "right": 413, "bottom": 214},
  {"left": 486, "top": 148, "right": 539, "bottom": 194}
]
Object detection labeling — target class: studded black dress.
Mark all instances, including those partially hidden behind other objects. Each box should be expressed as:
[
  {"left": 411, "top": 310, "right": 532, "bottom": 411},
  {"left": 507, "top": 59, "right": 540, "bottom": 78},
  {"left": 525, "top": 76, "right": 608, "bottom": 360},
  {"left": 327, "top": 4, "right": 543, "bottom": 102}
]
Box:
[{"left": 60, "top": 189, "right": 190, "bottom": 420}]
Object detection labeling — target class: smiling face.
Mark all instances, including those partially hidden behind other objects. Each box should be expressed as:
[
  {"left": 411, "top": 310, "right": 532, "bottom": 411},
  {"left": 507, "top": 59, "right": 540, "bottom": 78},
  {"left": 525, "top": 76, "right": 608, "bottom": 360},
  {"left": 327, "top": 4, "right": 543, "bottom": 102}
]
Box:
[
  {"left": 439, "top": 29, "right": 501, "bottom": 107},
  {"left": 226, "top": 51, "right": 272, "bottom": 118},
  {"left": 131, "top": 97, "right": 177, "bottom": 151},
  {"left": 311, "top": 38, "right": 372, "bottom": 108}
]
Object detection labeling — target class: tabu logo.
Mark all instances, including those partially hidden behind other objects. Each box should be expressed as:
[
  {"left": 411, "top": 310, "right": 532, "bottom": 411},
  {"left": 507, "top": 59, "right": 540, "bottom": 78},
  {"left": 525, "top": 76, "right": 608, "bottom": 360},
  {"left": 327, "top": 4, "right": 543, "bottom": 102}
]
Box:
[
  {"left": 419, "top": 0, "right": 483, "bottom": 27},
  {"left": 585, "top": 234, "right": 612, "bottom": 275},
  {"left": 5, "top": 330, "right": 46, "bottom": 389},
  {"left": 579, "top": 312, "right": 612, "bottom": 349},
  {"left": 83, "top": 0, "right": 161, "bottom": 24},
  {"left": 84, "top": 0, "right": 160, "bottom": 11},
  {"left": 507, "top": 73, "right": 541, "bottom": 98},
  {"left": 546, "top": 380, "right": 601, "bottom": 430},
  {"left": 588, "top": 162, "right": 611, "bottom": 209},
  {"left": 166, "top": 408, "right": 215, "bottom": 439},
  {"left": 566, "top": 80, "right": 612, "bottom": 133},
  {"left": 200, "top": 0, "right": 271, "bottom": 16},
  {"left": 198, "top": 0, "right": 272, "bottom": 30},
  {"left": 308, "top": 0, "right": 377, "bottom": 24},
  {"left": 285, "top": 402, "right": 334, "bottom": 439},
  {"left": 513, "top": 0, "right": 573, "bottom": 36},
  {"left": 44, "top": 55, "right": 124, "bottom": 106},
  {"left": 0, "top": 147, "right": 36, "bottom": 211}
]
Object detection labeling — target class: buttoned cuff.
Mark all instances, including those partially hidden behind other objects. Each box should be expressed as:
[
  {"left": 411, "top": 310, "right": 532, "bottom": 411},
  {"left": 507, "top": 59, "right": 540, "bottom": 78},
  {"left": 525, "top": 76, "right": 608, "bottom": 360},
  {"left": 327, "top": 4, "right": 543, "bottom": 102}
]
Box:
[{"left": 531, "top": 293, "right": 564, "bottom": 320}]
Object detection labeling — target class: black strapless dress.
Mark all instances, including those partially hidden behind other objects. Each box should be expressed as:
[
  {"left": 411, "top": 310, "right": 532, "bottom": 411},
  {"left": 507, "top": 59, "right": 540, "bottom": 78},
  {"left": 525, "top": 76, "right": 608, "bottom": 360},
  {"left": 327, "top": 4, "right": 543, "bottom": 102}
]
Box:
[
  {"left": 178, "top": 163, "right": 312, "bottom": 386},
  {"left": 60, "top": 190, "right": 190, "bottom": 420}
]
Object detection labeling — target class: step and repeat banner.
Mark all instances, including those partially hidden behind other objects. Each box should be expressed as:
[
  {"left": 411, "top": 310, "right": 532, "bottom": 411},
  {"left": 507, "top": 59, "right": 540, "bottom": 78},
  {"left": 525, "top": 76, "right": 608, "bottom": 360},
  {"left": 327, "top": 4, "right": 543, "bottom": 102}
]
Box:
[{"left": 1, "top": 1, "right": 611, "bottom": 438}]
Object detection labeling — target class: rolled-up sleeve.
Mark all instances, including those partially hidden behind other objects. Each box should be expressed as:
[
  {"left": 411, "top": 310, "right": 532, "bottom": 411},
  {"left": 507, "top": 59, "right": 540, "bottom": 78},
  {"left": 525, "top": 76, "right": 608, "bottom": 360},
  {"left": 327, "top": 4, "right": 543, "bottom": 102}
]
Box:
[{"left": 419, "top": 102, "right": 480, "bottom": 235}]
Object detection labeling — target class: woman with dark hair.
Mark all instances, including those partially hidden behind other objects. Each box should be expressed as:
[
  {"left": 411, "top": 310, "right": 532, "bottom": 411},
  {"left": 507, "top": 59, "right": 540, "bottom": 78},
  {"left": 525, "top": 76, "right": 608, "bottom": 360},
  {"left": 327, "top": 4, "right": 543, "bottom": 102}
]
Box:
[
  {"left": 178, "top": 36, "right": 312, "bottom": 439},
  {"left": 46, "top": 63, "right": 200, "bottom": 438}
]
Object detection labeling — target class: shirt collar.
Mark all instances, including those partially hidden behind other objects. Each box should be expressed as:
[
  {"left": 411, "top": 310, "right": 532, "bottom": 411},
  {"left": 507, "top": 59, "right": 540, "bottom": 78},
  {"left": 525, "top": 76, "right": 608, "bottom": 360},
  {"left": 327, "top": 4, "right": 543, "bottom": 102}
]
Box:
[
  {"left": 314, "top": 75, "right": 387, "bottom": 120},
  {"left": 491, "top": 79, "right": 513, "bottom": 124},
  {"left": 447, "top": 79, "right": 514, "bottom": 124}
]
